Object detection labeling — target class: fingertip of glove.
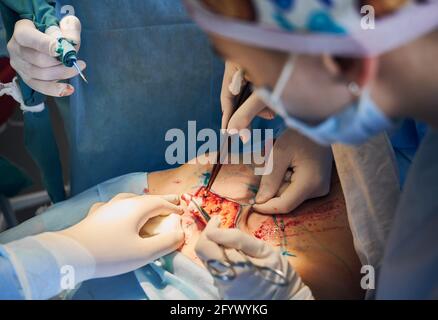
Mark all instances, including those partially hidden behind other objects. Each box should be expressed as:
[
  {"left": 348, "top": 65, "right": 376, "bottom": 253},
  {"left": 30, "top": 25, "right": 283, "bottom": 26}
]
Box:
[
  {"left": 255, "top": 193, "right": 268, "bottom": 204},
  {"left": 77, "top": 60, "right": 87, "bottom": 70},
  {"left": 59, "top": 84, "right": 74, "bottom": 97},
  {"left": 252, "top": 203, "right": 271, "bottom": 214}
]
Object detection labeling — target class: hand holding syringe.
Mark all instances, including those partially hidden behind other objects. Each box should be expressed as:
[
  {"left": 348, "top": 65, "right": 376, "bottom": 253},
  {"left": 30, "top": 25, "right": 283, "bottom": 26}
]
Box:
[
  {"left": 54, "top": 37, "right": 88, "bottom": 83},
  {"left": 7, "top": 15, "right": 87, "bottom": 97}
]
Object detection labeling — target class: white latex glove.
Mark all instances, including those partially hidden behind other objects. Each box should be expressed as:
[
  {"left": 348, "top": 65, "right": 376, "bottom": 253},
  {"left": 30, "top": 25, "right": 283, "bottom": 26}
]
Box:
[
  {"left": 221, "top": 61, "right": 275, "bottom": 138},
  {"left": 35, "top": 193, "right": 184, "bottom": 285},
  {"left": 254, "top": 129, "right": 333, "bottom": 214},
  {"left": 195, "top": 217, "right": 314, "bottom": 300},
  {"left": 7, "top": 16, "right": 85, "bottom": 97}
]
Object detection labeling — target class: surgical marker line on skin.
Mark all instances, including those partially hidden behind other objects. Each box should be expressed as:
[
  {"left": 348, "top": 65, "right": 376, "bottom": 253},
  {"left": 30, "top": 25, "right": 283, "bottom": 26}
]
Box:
[
  {"left": 273, "top": 216, "right": 295, "bottom": 257},
  {"left": 201, "top": 172, "right": 211, "bottom": 186}
]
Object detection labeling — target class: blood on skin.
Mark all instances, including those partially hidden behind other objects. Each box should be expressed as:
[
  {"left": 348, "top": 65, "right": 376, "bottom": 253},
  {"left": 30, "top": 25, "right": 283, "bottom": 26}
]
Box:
[
  {"left": 254, "top": 197, "right": 346, "bottom": 242},
  {"left": 254, "top": 219, "right": 277, "bottom": 241}
]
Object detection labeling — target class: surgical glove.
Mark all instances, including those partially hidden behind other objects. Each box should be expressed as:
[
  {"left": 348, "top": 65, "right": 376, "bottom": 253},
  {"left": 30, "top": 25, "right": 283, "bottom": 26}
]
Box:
[
  {"left": 254, "top": 129, "right": 333, "bottom": 214},
  {"left": 221, "top": 61, "right": 274, "bottom": 136},
  {"left": 7, "top": 16, "right": 85, "bottom": 97},
  {"left": 38, "top": 194, "right": 184, "bottom": 285},
  {"left": 195, "top": 217, "right": 314, "bottom": 300}
]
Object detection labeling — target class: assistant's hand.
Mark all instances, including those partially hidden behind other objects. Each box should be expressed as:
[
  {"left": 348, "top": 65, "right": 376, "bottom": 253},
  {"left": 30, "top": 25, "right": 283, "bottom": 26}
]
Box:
[
  {"left": 195, "top": 217, "right": 313, "bottom": 300},
  {"left": 254, "top": 129, "right": 333, "bottom": 214},
  {"left": 57, "top": 193, "right": 184, "bottom": 279},
  {"left": 7, "top": 16, "right": 85, "bottom": 97},
  {"left": 221, "top": 61, "right": 274, "bottom": 136}
]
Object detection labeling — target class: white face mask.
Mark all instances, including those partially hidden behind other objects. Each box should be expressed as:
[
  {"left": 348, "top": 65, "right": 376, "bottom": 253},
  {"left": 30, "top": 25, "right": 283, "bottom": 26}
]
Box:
[{"left": 255, "top": 55, "right": 397, "bottom": 146}]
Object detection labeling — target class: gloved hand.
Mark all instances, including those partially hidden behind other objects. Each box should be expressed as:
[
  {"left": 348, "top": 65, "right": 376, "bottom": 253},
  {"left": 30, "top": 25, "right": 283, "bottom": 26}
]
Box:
[
  {"left": 7, "top": 16, "right": 85, "bottom": 97},
  {"left": 34, "top": 193, "right": 184, "bottom": 285},
  {"left": 195, "top": 217, "right": 314, "bottom": 300},
  {"left": 254, "top": 129, "right": 333, "bottom": 214},
  {"left": 222, "top": 63, "right": 333, "bottom": 213},
  {"left": 221, "top": 61, "right": 274, "bottom": 137}
]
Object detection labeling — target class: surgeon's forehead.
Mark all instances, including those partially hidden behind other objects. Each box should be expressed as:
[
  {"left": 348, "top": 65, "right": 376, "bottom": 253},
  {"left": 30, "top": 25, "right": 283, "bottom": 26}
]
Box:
[
  {"left": 208, "top": 34, "right": 243, "bottom": 61},
  {"left": 209, "top": 33, "right": 288, "bottom": 65}
]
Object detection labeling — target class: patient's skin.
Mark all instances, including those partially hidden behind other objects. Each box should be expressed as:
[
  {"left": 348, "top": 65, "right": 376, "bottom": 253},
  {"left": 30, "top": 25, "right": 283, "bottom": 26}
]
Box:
[{"left": 145, "top": 155, "right": 363, "bottom": 300}]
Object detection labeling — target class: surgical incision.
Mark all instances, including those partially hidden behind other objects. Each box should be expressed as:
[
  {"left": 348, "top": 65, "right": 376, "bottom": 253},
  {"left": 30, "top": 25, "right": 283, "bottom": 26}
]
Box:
[
  {"left": 141, "top": 163, "right": 363, "bottom": 298},
  {"left": 141, "top": 185, "right": 247, "bottom": 266},
  {"left": 181, "top": 187, "right": 242, "bottom": 229}
]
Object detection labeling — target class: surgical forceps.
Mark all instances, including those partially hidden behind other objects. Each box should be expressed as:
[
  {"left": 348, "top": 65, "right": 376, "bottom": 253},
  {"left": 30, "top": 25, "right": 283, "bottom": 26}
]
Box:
[
  {"left": 205, "top": 82, "right": 253, "bottom": 194},
  {"left": 190, "top": 198, "right": 290, "bottom": 287},
  {"left": 191, "top": 198, "right": 212, "bottom": 224}
]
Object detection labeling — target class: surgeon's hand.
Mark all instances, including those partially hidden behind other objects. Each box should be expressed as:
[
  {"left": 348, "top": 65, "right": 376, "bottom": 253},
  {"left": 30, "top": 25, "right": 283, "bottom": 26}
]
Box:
[
  {"left": 221, "top": 61, "right": 275, "bottom": 136},
  {"left": 58, "top": 193, "right": 184, "bottom": 279},
  {"left": 254, "top": 129, "right": 333, "bottom": 214},
  {"left": 7, "top": 16, "right": 85, "bottom": 97},
  {"left": 195, "top": 217, "right": 314, "bottom": 300}
]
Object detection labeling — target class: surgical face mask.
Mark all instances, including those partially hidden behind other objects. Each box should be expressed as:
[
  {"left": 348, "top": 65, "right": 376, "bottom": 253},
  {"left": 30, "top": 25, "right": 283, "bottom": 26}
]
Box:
[{"left": 255, "top": 55, "right": 397, "bottom": 146}]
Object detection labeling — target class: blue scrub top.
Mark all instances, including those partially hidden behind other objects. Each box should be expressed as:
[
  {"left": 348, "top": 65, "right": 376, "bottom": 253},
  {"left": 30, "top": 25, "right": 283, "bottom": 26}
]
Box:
[
  {"left": 389, "top": 119, "right": 427, "bottom": 186},
  {"left": 0, "top": 15, "right": 7, "bottom": 56},
  {"left": 53, "top": 0, "right": 224, "bottom": 195}
]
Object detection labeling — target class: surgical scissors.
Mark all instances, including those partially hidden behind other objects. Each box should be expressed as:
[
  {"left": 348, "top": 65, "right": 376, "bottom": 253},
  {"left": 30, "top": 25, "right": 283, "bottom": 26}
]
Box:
[
  {"left": 191, "top": 198, "right": 290, "bottom": 287},
  {"left": 206, "top": 248, "right": 290, "bottom": 287}
]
